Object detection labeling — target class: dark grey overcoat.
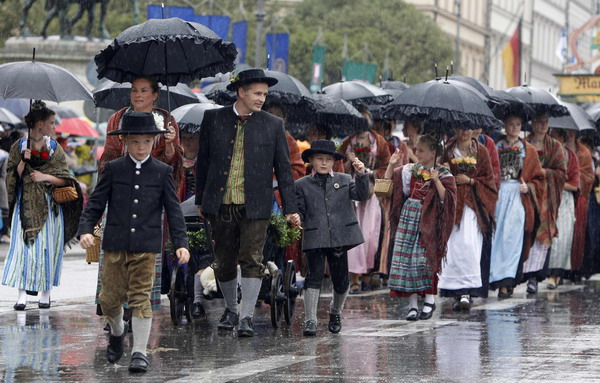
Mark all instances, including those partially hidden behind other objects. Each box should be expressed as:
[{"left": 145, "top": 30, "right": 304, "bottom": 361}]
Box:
[{"left": 295, "top": 172, "right": 370, "bottom": 251}]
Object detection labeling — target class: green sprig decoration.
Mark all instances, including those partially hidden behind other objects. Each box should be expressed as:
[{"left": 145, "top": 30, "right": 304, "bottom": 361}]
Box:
[{"left": 269, "top": 213, "right": 301, "bottom": 248}]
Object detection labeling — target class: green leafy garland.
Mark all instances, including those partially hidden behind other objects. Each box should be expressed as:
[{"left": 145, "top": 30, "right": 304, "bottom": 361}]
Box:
[
  {"left": 269, "top": 213, "right": 301, "bottom": 248},
  {"left": 166, "top": 228, "right": 207, "bottom": 254}
]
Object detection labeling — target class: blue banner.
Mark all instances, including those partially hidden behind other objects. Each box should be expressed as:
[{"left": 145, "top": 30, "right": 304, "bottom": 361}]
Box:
[
  {"left": 147, "top": 5, "right": 194, "bottom": 20},
  {"left": 191, "top": 15, "right": 230, "bottom": 41},
  {"left": 266, "top": 33, "right": 290, "bottom": 73},
  {"left": 231, "top": 21, "right": 248, "bottom": 64}
]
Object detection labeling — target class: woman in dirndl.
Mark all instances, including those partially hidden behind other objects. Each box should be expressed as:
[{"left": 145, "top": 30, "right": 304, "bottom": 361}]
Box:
[
  {"left": 438, "top": 127, "right": 497, "bottom": 310},
  {"left": 546, "top": 128, "right": 579, "bottom": 289},
  {"left": 386, "top": 134, "right": 456, "bottom": 320},
  {"left": 489, "top": 114, "right": 544, "bottom": 298}
]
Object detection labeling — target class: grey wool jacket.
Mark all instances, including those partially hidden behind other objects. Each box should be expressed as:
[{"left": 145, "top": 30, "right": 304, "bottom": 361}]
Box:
[{"left": 295, "top": 171, "right": 370, "bottom": 251}]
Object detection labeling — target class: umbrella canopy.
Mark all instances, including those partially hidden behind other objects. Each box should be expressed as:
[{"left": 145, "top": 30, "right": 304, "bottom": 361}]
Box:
[
  {"left": 549, "top": 102, "right": 596, "bottom": 132},
  {"left": 490, "top": 90, "right": 535, "bottom": 122},
  {"left": 322, "top": 81, "right": 393, "bottom": 107},
  {"left": 0, "top": 107, "right": 22, "bottom": 126},
  {"left": 0, "top": 98, "right": 29, "bottom": 119},
  {"left": 95, "top": 17, "right": 237, "bottom": 86},
  {"left": 382, "top": 80, "right": 502, "bottom": 131},
  {"left": 506, "top": 85, "right": 569, "bottom": 117},
  {"left": 379, "top": 80, "right": 410, "bottom": 91},
  {"left": 311, "top": 94, "right": 368, "bottom": 137},
  {"left": 55, "top": 118, "right": 99, "bottom": 138},
  {"left": 93, "top": 79, "right": 200, "bottom": 111},
  {"left": 48, "top": 105, "right": 80, "bottom": 119},
  {"left": 171, "top": 103, "right": 222, "bottom": 134},
  {"left": 0, "top": 61, "right": 93, "bottom": 102},
  {"left": 586, "top": 104, "right": 600, "bottom": 129},
  {"left": 262, "top": 70, "right": 319, "bottom": 122},
  {"left": 448, "top": 75, "right": 494, "bottom": 97},
  {"left": 201, "top": 81, "right": 235, "bottom": 105}
]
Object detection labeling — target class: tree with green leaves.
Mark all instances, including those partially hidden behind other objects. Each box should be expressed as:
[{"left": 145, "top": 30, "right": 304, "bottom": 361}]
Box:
[{"left": 283, "top": 0, "right": 454, "bottom": 86}]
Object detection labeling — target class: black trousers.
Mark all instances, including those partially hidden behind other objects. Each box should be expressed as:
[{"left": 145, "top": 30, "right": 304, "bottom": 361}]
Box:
[{"left": 304, "top": 248, "right": 349, "bottom": 294}]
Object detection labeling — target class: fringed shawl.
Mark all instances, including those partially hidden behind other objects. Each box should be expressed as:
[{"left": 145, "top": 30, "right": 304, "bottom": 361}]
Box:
[
  {"left": 443, "top": 137, "right": 498, "bottom": 233},
  {"left": 101, "top": 107, "right": 184, "bottom": 188},
  {"left": 526, "top": 134, "right": 566, "bottom": 247},
  {"left": 6, "top": 139, "right": 83, "bottom": 244},
  {"left": 572, "top": 142, "right": 594, "bottom": 270},
  {"left": 390, "top": 164, "right": 457, "bottom": 274}
]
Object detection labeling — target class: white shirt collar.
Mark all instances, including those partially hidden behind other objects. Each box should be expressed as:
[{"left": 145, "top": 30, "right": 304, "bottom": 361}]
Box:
[
  {"left": 129, "top": 154, "right": 150, "bottom": 169},
  {"left": 233, "top": 102, "right": 253, "bottom": 118}
]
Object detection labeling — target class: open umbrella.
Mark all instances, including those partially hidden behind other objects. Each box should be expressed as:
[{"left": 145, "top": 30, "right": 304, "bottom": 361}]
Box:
[
  {"left": 171, "top": 103, "right": 222, "bottom": 134},
  {"left": 202, "top": 81, "right": 235, "bottom": 105},
  {"left": 55, "top": 118, "right": 99, "bottom": 138},
  {"left": 93, "top": 79, "right": 200, "bottom": 111},
  {"left": 549, "top": 102, "right": 596, "bottom": 132},
  {"left": 382, "top": 80, "right": 502, "bottom": 131},
  {"left": 95, "top": 17, "right": 237, "bottom": 86},
  {"left": 507, "top": 85, "right": 568, "bottom": 117},
  {"left": 323, "top": 81, "right": 393, "bottom": 107},
  {"left": 0, "top": 107, "right": 22, "bottom": 126},
  {"left": 261, "top": 70, "right": 319, "bottom": 122},
  {"left": 0, "top": 98, "right": 29, "bottom": 119},
  {"left": 449, "top": 75, "right": 494, "bottom": 97},
  {"left": 0, "top": 61, "right": 93, "bottom": 103},
  {"left": 490, "top": 90, "right": 535, "bottom": 122},
  {"left": 312, "top": 94, "right": 368, "bottom": 137},
  {"left": 379, "top": 80, "right": 410, "bottom": 91},
  {"left": 48, "top": 105, "right": 80, "bottom": 119}
]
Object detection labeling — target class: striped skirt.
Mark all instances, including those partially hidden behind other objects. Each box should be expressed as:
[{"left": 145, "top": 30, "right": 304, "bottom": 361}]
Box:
[
  {"left": 2, "top": 193, "right": 64, "bottom": 291},
  {"left": 388, "top": 198, "right": 435, "bottom": 295}
]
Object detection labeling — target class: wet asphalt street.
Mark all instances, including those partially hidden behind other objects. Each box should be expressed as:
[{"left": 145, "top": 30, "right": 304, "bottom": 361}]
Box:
[{"left": 1, "top": 245, "right": 600, "bottom": 382}]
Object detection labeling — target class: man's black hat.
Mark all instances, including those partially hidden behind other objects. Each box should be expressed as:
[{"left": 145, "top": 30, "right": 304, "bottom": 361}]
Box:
[
  {"left": 107, "top": 112, "right": 167, "bottom": 136},
  {"left": 302, "top": 139, "right": 345, "bottom": 163},
  {"left": 226, "top": 68, "right": 278, "bottom": 91}
]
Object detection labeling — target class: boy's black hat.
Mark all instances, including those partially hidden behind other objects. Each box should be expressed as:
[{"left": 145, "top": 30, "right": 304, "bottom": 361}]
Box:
[
  {"left": 226, "top": 68, "right": 278, "bottom": 91},
  {"left": 302, "top": 139, "right": 345, "bottom": 163},
  {"left": 107, "top": 112, "right": 167, "bottom": 136}
]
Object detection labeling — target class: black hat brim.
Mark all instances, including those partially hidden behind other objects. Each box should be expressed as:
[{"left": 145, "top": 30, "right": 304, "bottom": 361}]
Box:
[
  {"left": 107, "top": 129, "right": 168, "bottom": 136},
  {"left": 226, "top": 77, "right": 279, "bottom": 91},
  {"left": 301, "top": 148, "right": 345, "bottom": 163}
]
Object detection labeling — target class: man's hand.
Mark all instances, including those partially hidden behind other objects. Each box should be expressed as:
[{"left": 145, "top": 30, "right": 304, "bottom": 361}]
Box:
[
  {"left": 79, "top": 233, "right": 95, "bottom": 249},
  {"left": 176, "top": 248, "right": 190, "bottom": 264},
  {"left": 285, "top": 213, "right": 301, "bottom": 228}
]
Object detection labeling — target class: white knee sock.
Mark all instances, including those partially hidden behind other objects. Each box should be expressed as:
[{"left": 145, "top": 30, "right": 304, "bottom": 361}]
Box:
[
  {"left": 106, "top": 307, "right": 124, "bottom": 337},
  {"left": 422, "top": 294, "right": 435, "bottom": 313},
  {"left": 240, "top": 277, "right": 262, "bottom": 319},
  {"left": 409, "top": 293, "right": 418, "bottom": 309},
  {"left": 131, "top": 317, "right": 152, "bottom": 356},
  {"left": 17, "top": 289, "right": 27, "bottom": 305},
  {"left": 39, "top": 290, "right": 50, "bottom": 304}
]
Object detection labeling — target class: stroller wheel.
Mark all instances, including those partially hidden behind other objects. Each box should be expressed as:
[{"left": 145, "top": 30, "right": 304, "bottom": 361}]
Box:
[
  {"left": 283, "top": 260, "right": 299, "bottom": 325},
  {"left": 169, "top": 265, "right": 185, "bottom": 326},
  {"left": 270, "top": 270, "right": 284, "bottom": 328}
]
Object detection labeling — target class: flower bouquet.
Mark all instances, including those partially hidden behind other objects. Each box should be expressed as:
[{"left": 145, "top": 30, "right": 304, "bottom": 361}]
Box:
[
  {"left": 28, "top": 147, "right": 51, "bottom": 168},
  {"left": 450, "top": 155, "right": 477, "bottom": 173}
]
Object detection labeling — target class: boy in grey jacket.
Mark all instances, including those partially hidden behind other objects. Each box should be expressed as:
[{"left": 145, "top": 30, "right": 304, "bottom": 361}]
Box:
[{"left": 295, "top": 140, "right": 370, "bottom": 336}]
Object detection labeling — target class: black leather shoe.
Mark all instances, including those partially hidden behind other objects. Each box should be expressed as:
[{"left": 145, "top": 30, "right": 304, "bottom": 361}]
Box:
[
  {"left": 328, "top": 314, "right": 342, "bottom": 334},
  {"left": 237, "top": 317, "right": 254, "bottom": 337},
  {"left": 128, "top": 352, "right": 149, "bottom": 373},
  {"left": 419, "top": 302, "right": 436, "bottom": 320},
  {"left": 106, "top": 322, "right": 128, "bottom": 364},
  {"left": 526, "top": 280, "right": 538, "bottom": 294},
  {"left": 217, "top": 308, "right": 239, "bottom": 331},
  {"left": 303, "top": 320, "right": 317, "bottom": 336},
  {"left": 192, "top": 302, "right": 206, "bottom": 319},
  {"left": 406, "top": 308, "right": 419, "bottom": 321},
  {"left": 38, "top": 302, "right": 50, "bottom": 309},
  {"left": 13, "top": 303, "right": 26, "bottom": 311}
]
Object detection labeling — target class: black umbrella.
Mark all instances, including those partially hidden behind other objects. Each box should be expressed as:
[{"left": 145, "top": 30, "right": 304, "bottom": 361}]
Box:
[
  {"left": 202, "top": 81, "right": 236, "bottom": 105},
  {"left": 382, "top": 80, "right": 502, "bottom": 131},
  {"left": 506, "top": 85, "right": 569, "bottom": 117},
  {"left": 312, "top": 94, "right": 368, "bottom": 136},
  {"left": 549, "top": 102, "right": 595, "bottom": 132},
  {"left": 449, "top": 75, "right": 494, "bottom": 97},
  {"left": 262, "top": 70, "right": 319, "bottom": 123},
  {"left": 0, "top": 61, "right": 93, "bottom": 103},
  {"left": 93, "top": 79, "right": 200, "bottom": 111},
  {"left": 171, "top": 103, "right": 222, "bottom": 134},
  {"left": 586, "top": 104, "right": 600, "bottom": 129},
  {"left": 322, "top": 81, "right": 393, "bottom": 107},
  {"left": 490, "top": 90, "right": 535, "bottom": 122},
  {"left": 95, "top": 17, "right": 237, "bottom": 86}
]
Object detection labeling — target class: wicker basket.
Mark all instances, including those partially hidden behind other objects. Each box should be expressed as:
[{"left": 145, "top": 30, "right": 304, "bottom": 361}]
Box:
[
  {"left": 595, "top": 187, "right": 600, "bottom": 205},
  {"left": 373, "top": 178, "right": 393, "bottom": 197},
  {"left": 85, "top": 226, "right": 102, "bottom": 264}
]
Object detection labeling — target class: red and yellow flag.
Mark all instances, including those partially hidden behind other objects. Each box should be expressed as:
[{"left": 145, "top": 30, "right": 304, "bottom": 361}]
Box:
[{"left": 502, "top": 21, "right": 521, "bottom": 88}]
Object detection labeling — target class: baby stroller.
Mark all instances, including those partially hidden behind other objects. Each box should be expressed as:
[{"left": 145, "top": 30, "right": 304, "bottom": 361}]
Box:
[{"left": 166, "top": 196, "right": 301, "bottom": 328}]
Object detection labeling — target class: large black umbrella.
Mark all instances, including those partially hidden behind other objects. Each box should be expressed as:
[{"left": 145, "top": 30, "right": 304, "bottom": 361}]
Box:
[
  {"left": 549, "top": 102, "right": 596, "bottom": 132},
  {"left": 507, "top": 85, "right": 569, "bottom": 117},
  {"left": 449, "top": 75, "right": 494, "bottom": 97},
  {"left": 93, "top": 79, "right": 200, "bottom": 111},
  {"left": 0, "top": 61, "right": 93, "bottom": 103},
  {"left": 171, "top": 103, "right": 222, "bottom": 134},
  {"left": 95, "top": 17, "right": 237, "bottom": 86},
  {"left": 382, "top": 80, "right": 502, "bottom": 131},
  {"left": 311, "top": 94, "right": 368, "bottom": 137},
  {"left": 490, "top": 90, "right": 535, "bottom": 122},
  {"left": 202, "top": 81, "right": 235, "bottom": 105},
  {"left": 322, "top": 81, "right": 393, "bottom": 107},
  {"left": 262, "top": 70, "right": 319, "bottom": 123},
  {"left": 586, "top": 104, "right": 600, "bottom": 129}
]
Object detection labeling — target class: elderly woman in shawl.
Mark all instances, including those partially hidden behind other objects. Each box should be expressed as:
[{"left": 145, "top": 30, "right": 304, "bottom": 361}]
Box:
[
  {"left": 439, "top": 127, "right": 498, "bottom": 310},
  {"left": 95, "top": 76, "right": 183, "bottom": 323},
  {"left": 490, "top": 113, "right": 545, "bottom": 299},
  {"left": 1, "top": 101, "right": 83, "bottom": 310},
  {"left": 521, "top": 113, "right": 566, "bottom": 294}
]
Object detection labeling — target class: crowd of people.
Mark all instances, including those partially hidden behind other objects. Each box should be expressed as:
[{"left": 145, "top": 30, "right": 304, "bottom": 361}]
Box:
[{"left": 2, "top": 68, "right": 600, "bottom": 373}]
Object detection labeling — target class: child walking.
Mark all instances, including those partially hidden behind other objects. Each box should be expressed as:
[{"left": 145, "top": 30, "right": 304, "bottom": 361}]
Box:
[
  {"left": 79, "top": 112, "right": 189, "bottom": 373},
  {"left": 295, "top": 140, "right": 370, "bottom": 336},
  {"left": 384, "top": 135, "right": 456, "bottom": 321}
]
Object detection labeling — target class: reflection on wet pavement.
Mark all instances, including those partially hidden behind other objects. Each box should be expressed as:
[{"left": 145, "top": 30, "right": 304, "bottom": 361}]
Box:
[{"left": 1, "top": 279, "right": 600, "bottom": 382}]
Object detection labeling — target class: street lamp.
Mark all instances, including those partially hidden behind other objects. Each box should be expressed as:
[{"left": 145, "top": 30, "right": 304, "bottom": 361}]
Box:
[{"left": 254, "top": 0, "right": 265, "bottom": 68}]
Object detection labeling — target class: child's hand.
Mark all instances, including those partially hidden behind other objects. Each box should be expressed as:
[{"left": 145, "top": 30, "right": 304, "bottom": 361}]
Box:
[
  {"left": 176, "top": 248, "right": 190, "bottom": 264},
  {"left": 352, "top": 158, "right": 366, "bottom": 173},
  {"left": 430, "top": 169, "right": 440, "bottom": 182},
  {"left": 79, "top": 233, "right": 95, "bottom": 249},
  {"left": 285, "top": 213, "right": 301, "bottom": 228},
  {"left": 519, "top": 177, "right": 528, "bottom": 194},
  {"left": 389, "top": 149, "right": 402, "bottom": 167}
]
